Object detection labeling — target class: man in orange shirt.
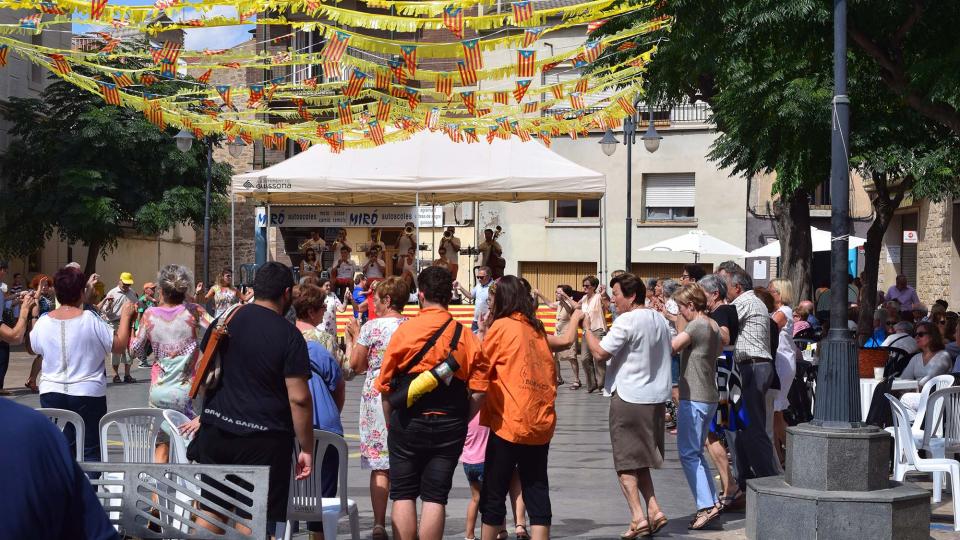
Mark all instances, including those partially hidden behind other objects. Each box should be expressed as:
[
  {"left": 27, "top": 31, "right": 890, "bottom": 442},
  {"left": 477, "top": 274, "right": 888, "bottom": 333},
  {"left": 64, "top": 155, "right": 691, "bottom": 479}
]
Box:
[{"left": 376, "top": 266, "right": 487, "bottom": 540}]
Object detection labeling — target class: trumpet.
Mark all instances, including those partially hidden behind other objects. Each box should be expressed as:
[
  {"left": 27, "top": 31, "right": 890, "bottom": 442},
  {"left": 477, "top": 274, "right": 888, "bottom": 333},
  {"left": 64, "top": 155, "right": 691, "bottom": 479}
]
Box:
[
  {"left": 443, "top": 230, "right": 452, "bottom": 239},
  {"left": 404, "top": 225, "right": 415, "bottom": 235}
]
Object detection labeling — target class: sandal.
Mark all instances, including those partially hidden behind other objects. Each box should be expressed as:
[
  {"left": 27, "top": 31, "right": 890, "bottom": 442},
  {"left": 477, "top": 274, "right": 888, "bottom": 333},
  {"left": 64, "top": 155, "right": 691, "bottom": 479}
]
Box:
[
  {"left": 688, "top": 504, "right": 721, "bottom": 530},
  {"left": 113, "top": 375, "right": 121, "bottom": 383},
  {"left": 569, "top": 381, "right": 582, "bottom": 390},
  {"left": 372, "top": 524, "right": 389, "bottom": 540},
  {"left": 722, "top": 490, "right": 746, "bottom": 512},
  {"left": 123, "top": 375, "right": 137, "bottom": 383},
  {"left": 515, "top": 524, "right": 530, "bottom": 540},
  {"left": 649, "top": 513, "right": 668, "bottom": 534},
  {"left": 619, "top": 520, "right": 650, "bottom": 539}
]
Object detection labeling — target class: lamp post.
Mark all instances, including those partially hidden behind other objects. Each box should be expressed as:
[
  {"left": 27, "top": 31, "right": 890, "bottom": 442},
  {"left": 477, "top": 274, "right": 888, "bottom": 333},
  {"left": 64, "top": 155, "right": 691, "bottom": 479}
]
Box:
[
  {"left": 600, "top": 97, "right": 661, "bottom": 269},
  {"left": 173, "top": 129, "right": 215, "bottom": 289}
]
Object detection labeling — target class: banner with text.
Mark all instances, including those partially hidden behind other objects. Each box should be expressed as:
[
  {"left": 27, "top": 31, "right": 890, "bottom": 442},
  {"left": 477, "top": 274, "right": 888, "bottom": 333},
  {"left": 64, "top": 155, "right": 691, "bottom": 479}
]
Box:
[{"left": 259, "top": 206, "right": 443, "bottom": 228}]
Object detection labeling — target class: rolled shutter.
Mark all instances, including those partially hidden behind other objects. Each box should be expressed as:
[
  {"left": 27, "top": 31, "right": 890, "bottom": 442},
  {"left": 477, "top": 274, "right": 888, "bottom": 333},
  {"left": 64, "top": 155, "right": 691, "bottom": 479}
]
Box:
[{"left": 644, "top": 173, "right": 695, "bottom": 207}]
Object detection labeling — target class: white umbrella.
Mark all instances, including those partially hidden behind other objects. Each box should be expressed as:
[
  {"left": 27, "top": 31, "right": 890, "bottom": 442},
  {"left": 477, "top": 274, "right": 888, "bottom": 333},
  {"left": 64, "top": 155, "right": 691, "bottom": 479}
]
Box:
[
  {"left": 637, "top": 230, "right": 749, "bottom": 262},
  {"left": 747, "top": 227, "right": 866, "bottom": 257}
]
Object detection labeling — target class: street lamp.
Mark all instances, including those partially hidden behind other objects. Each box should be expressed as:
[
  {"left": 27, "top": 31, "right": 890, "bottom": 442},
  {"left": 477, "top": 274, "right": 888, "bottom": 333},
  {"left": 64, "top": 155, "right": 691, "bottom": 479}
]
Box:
[
  {"left": 603, "top": 96, "right": 660, "bottom": 268},
  {"left": 174, "top": 130, "right": 213, "bottom": 289},
  {"left": 228, "top": 137, "right": 246, "bottom": 158}
]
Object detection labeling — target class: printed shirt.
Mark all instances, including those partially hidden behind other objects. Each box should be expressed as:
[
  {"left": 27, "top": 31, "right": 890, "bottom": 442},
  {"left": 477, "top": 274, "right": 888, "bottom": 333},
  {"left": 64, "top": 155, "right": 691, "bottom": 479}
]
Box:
[
  {"left": 376, "top": 305, "right": 486, "bottom": 394},
  {"left": 479, "top": 314, "right": 556, "bottom": 445},
  {"left": 731, "top": 291, "right": 772, "bottom": 363},
  {"left": 102, "top": 286, "right": 138, "bottom": 322}
]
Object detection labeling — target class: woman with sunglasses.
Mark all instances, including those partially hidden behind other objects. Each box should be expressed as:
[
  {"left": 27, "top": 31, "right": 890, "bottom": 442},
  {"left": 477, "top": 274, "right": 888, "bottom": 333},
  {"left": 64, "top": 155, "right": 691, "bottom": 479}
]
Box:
[{"left": 898, "top": 320, "right": 953, "bottom": 415}]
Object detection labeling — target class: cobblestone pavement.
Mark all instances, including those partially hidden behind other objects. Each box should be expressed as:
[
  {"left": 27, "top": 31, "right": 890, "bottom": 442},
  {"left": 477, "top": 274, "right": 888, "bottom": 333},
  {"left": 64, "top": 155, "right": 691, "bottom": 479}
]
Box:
[{"left": 3, "top": 347, "right": 956, "bottom": 538}]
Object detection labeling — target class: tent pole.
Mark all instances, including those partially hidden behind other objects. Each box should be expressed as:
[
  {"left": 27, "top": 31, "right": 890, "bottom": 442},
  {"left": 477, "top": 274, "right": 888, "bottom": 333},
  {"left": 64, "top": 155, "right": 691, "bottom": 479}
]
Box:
[
  {"left": 415, "top": 192, "right": 420, "bottom": 272},
  {"left": 230, "top": 186, "right": 235, "bottom": 276},
  {"left": 603, "top": 195, "right": 609, "bottom": 283},
  {"left": 266, "top": 203, "right": 271, "bottom": 262},
  {"left": 431, "top": 193, "right": 436, "bottom": 270}
]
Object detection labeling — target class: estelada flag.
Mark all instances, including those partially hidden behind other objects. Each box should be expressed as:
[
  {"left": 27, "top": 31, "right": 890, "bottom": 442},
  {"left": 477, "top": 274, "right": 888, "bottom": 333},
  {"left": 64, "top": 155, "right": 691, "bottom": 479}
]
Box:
[
  {"left": 569, "top": 92, "right": 585, "bottom": 109},
  {"left": 388, "top": 60, "right": 406, "bottom": 85},
  {"left": 550, "top": 84, "right": 563, "bottom": 99},
  {"left": 91, "top": 0, "right": 109, "bottom": 19},
  {"left": 461, "top": 39, "right": 483, "bottom": 70},
  {"left": 159, "top": 60, "right": 176, "bottom": 78},
  {"left": 390, "top": 86, "right": 407, "bottom": 99},
  {"left": 49, "top": 54, "right": 71, "bottom": 74},
  {"left": 516, "top": 49, "right": 535, "bottom": 78},
  {"left": 400, "top": 45, "right": 417, "bottom": 76},
  {"left": 375, "top": 69, "right": 390, "bottom": 90},
  {"left": 101, "top": 38, "right": 120, "bottom": 53},
  {"left": 493, "top": 92, "right": 508, "bottom": 105},
  {"left": 323, "top": 61, "right": 341, "bottom": 81},
  {"left": 295, "top": 98, "right": 313, "bottom": 120},
  {"left": 152, "top": 41, "right": 181, "bottom": 65},
  {"left": 539, "top": 131, "right": 551, "bottom": 147},
  {"left": 195, "top": 69, "right": 212, "bottom": 84},
  {"left": 464, "top": 127, "right": 479, "bottom": 143},
  {"left": 145, "top": 102, "right": 163, "bottom": 129},
  {"left": 460, "top": 91, "right": 477, "bottom": 115},
  {"left": 323, "top": 131, "right": 344, "bottom": 153},
  {"left": 19, "top": 13, "right": 41, "bottom": 29},
  {"left": 98, "top": 81, "right": 121, "bottom": 105},
  {"left": 618, "top": 41, "right": 637, "bottom": 52},
  {"left": 617, "top": 96, "right": 637, "bottom": 116},
  {"left": 513, "top": 79, "right": 531, "bottom": 103},
  {"left": 376, "top": 99, "right": 391, "bottom": 122},
  {"left": 583, "top": 40, "right": 603, "bottom": 63},
  {"left": 247, "top": 84, "right": 264, "bottom": 107},
  {"left": 337, "top": 100, "right": 353, "bottom": 125},
  {"left": 111, "top": 71, "right": 134, "bottom": 87},
  {"left": 442, "top": 6, "right": 464, "bottom": 39},
  {"left": 368, "top": 119, "right": 385, "bottom": 146},
  {"left": 344, "top": 67, "right": 366, "bottom": 98},
  {"left": 215, "top": 85, "right": 234, "bottom": 109},
  {"left": 457, "top": 61, "right": 477, "bottom": 86},
  {"left": 322, "top": 31, "right": 350, "bottom": 62},
  {"left": 446, "top": 124, "right": 462, "bottom": 143},
  {"left": 521, "top": 27, "right": 542, "bottom": 48},
  {"left": 522, "top": 102, "right": 539, "bottom": 114},
  {"left": 512, "top": 1, "right": 534, "bottom": 24},
  {"left": 406, "top": 87, "right": 420, "bottom": 109},
  {"left": 297, "top": 138, "right": 311, "bottom": 152},
  {"left": 574, "top": 77, "right": 589, "bottom": 93},
  {"left": 0, "top": 45, "right": 8, "bottom": 68},
  {"left": 435, "top": 74, "right": 452, "bottom": 96},
  {"left": 39, "top": 2, "right": 66, "bottom": 15}
]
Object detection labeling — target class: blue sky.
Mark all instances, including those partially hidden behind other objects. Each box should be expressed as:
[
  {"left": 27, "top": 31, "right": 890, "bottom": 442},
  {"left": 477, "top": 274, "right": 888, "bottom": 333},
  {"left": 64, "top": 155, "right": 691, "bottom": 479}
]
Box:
[{"left": 73, "top": 0, "right": 254, "bottom": 51}]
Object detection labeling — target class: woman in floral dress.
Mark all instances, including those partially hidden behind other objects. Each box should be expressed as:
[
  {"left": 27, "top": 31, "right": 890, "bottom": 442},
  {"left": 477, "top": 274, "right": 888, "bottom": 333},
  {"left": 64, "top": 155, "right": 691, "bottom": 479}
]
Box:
[
  {"left": 129, "top": 264, "right": 210, "bottom": 464},
  {"left": 347, "top": 276, "right": 409, "bottom": 540}
]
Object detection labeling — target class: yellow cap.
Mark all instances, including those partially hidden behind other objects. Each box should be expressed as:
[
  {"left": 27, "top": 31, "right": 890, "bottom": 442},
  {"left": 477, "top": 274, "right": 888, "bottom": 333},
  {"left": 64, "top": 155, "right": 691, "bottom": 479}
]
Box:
[{"left": 119, "top": 272, "right": 135, "bottom": 285}]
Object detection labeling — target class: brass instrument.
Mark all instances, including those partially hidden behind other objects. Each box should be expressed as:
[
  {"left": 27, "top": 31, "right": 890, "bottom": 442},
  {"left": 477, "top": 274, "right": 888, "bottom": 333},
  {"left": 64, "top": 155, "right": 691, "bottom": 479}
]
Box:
[
  {"left": 404, "top": 225, "right": 415, "bottom": 235},
  {"left": 443, "top": 230, "right": 453, "bottom": 239}
]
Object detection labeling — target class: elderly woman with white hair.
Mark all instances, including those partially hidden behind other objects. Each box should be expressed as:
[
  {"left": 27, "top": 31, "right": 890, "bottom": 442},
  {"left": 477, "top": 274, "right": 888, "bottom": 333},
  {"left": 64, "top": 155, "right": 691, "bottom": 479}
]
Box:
[{"left": 129, "top": 264, "right": 211, "bottom": 463}]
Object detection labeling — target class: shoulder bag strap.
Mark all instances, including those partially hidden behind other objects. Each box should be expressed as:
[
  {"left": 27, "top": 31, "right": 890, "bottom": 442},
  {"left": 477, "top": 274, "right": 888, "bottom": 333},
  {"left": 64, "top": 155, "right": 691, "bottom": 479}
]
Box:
[
  {"left": 189, "top": 303, "right": 246, "bottom": 399},
  {"left": 393, "top": 317, "right": 454, "bottom": 380}
]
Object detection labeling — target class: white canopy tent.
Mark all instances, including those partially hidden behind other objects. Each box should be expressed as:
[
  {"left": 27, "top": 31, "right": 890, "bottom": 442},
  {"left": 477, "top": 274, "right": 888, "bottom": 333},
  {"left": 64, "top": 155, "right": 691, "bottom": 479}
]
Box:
[
  {"left": 638, "top": 230, "right": 749, "bottom": 263},
  {"left": 233, "top": 131, "right": 606, "bottom": 205},
  {"left": 747, "top": 227, "right": 866, "bottom": 258}
]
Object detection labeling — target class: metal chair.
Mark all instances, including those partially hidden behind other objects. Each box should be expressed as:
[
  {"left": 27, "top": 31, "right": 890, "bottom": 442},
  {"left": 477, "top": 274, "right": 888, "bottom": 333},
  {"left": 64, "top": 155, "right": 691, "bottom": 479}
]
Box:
[
  {"left": 82, "top": 461, "right": 270, "bottom": 539},
  {"left": 161, "top": 409, "right": 194, "bottom": 465},
  {"left": 99, "top": 408, "right": 166, "bottom": 463},
  {"left": 282, "top": 429, "right": 360, "bottom": 540},
  {"left": 922, "top": 386, "right": 960, "bottom": 504},
  {"left": 887, "top": 394, "right": 960, "bottom": 532},
  {"left": 37, "top": 408, "right": 85, "bottom": 462}
]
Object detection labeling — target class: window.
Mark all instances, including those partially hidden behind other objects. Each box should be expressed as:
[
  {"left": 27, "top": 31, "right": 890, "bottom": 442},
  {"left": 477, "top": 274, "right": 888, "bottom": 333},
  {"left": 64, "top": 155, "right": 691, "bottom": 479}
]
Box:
[
  {"left": 811, "top": 181, "right": 831, "bottom": 206},
  {"left": 643, "top": 173, "right": 696, "bottom": 222},
  {"left": 551, "top": 199, "right": 600, "bottom": 220}
]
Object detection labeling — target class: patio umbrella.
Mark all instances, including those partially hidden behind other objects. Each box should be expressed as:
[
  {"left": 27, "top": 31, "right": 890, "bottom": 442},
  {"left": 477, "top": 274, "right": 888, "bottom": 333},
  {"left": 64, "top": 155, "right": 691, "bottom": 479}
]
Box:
[
  {"left": 747, "top": 226, "right": 866, "bottom": 257},
  {"left": 637, "top": 230, "right": 749, "bottom": 262}
]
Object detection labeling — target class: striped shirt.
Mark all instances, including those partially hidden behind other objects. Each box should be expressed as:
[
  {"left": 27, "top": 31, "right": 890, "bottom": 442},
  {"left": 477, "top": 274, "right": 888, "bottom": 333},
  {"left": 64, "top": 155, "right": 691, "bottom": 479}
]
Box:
[{"left": 731, "top": 291, "right": 772, "bottom": 363}]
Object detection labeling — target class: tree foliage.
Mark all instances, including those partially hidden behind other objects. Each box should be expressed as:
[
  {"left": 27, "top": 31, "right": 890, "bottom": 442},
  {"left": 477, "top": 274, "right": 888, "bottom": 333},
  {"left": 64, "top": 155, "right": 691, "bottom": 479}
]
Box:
[{"left": 0, "top": 77, "right": 232, "bottom": 274}]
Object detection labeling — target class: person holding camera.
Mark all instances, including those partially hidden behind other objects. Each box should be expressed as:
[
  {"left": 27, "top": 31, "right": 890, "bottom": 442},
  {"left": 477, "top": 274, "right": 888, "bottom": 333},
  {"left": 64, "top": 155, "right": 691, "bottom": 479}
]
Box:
[{"left": 375, "top": 266, "right": 487, "bottom": 540}]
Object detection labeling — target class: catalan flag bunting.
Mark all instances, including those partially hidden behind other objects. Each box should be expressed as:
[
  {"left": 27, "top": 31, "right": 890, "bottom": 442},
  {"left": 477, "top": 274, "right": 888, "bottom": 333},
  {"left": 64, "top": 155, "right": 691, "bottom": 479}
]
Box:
[
  {"left": 575, "top": 77, "right": 589, "bottom": 93},
  {"left": 442, "top": 7, "right": 464, "bottom": 39},
  {"left": 586, "top": 19, "right": 608, "bottom": 33},
  {"left": 322, "top": 61, "right": 341, "bottom": 81},
  {"left": 388, "top": 60, "right": 407, "bottom": 85},
  {"left": 303, "top": 77, "right": 317, "bottom": 89},
  {"left": 517, "top": 49, "right": 536, "bottom": 78},
  {"left": 215, "top": 85, "right": 233, "bottom": 109},
  {"left": 375, "top": 69, "right": 390, "bottom": 90},
  {"left": 457, "top": 61, "right": 477, "bottom": 86},
  {"left": 522, "top": 27, "right": 543, "bottom": 48},
  {"left": 435, "top": 74, "right": 453, "bottom": 96},
  {"left": 583, "top": 40, "right": 604, "bottom": 63},
  {"left": 569, "top": 92, "right": 585, "bottom": 109},
  {"left": 550, "top": 84, "right": 564, "bottom": 99},
  {"left": 297, "top": 138, "right": 311, "bottom": 152},
  {"left": 91, "top": 0, "right": 109, "bottom": 19},
  {"left": 247, "top": 84, "right": 264, "bottom": 107},
  {"left": 322, "top": 31, "right": 350, "bottom": 62},
  {"left": 376, "top": 99, "right": 392, "bottom": 122},
  {"left": 152, "top": 41, "right": 181, "bottom": 65},
  {"left": 399, "top": 45, "right": 417, "bottom": 76},
  {"left": 405, "top": 87, "right": 420, "bottom": 109},
  {"left": 460, "top": 91, "right": 477, "bottom": 116},
  {"left": 464, "top": 127, "right": 479, "bottom": 143},
  {"left": 0, "top": 45, "right": 7, "bottom": 67},
  {"left": 19, "top": 13, "right": 41, "bottom": 29},
  {"left": 144, "top": 100, "right": 163, "bottom": 128},
  {"left": 522, "top": 102, "right": 539, "bottom": 114},
  {"left": 539, "top": 131, "right": 552, "bottom": 147},
  {"left": 49, "top": 54, "right": 71, "bottom": 74},
  {"left": 513, "top": 79, "right": 531, "bottom": 103},
  {"left": 110, "top": 72, "right": 134, "bottom": 87},
  {"left": 195, "top": 69, "right": 212, "bottom": 84},
  {"left": 461, "top": 39, "right": 483, "bottom": 70},
  {"left": 344, "top": 67, "right": 366, "bottom": 98},
  {"left": 617, "top": 96, "right": 638, "bottom": 116},
  {"left": 368, "top": 118, "right": 385, "bottom": 146},
  {"left": 140, "top": 73, "right": 158, "bottom": 86},
  {"left": 159, "top": 60, "right": 176, "bottom": 78},
  {"left": 98, "top": 81, "right": 121, "bottom": 105},
  {"left": 512, "top": 1, "right": 534, "bottom": 24},
  {"left": 493, "top": 92, "right": 509, "bottom": 105},
  {"left": 338, "top": 101, "right": 353, "bottom": 125},
  {"left": 39, "top": 2, "right": 66, "bottom": 15}
]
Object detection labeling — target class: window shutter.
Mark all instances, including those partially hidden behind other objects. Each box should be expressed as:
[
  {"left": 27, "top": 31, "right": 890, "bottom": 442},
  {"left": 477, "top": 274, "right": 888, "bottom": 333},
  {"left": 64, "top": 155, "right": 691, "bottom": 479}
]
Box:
[{"left": 644, "top": 173, "right": 695, "bottom": 207}]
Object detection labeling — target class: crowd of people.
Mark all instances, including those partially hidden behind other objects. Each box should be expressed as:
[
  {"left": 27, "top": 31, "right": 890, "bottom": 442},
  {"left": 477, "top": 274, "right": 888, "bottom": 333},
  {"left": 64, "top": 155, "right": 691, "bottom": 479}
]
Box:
[{"left": 3, "top": 252, "right": 960, "bottom": 539}]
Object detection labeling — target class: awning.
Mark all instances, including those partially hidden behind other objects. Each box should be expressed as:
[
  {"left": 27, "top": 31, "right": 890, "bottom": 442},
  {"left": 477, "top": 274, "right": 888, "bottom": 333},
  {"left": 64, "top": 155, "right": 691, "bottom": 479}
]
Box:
[{"left": 232, "top": 131, "right": 606, "bottom": 205}]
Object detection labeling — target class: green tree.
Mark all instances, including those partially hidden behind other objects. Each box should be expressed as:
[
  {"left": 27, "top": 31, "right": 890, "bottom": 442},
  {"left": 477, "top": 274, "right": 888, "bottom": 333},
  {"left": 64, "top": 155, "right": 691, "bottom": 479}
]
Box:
[
  {"left": 592, "top": 1, "right": 960, "bottom": 336},
  {"left": 0, "top": 79, "right": 232, "bottom": 275}
]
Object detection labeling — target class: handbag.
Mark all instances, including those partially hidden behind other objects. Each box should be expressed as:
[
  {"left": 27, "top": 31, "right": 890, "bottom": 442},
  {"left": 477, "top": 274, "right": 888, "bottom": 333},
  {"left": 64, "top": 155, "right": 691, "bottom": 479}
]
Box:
[{"left": 189, "top": 303, "right": 244, "bottom": 400}]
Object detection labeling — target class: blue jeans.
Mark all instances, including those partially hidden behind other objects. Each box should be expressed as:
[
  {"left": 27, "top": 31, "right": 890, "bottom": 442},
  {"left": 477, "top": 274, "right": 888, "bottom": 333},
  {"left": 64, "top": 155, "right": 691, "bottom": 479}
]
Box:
[{"left": 677, "top": 400, "right": 718, "bottom": 510}]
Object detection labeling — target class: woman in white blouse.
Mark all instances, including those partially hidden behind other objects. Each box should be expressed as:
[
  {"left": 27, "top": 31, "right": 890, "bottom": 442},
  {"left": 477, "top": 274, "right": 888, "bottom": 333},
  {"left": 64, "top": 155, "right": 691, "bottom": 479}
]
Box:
[
  {"left": 27, "top": 266, "right": 135, "bottom": 462},
  {"left": 898, "top": 320, "right": 953, "bottom": 415}
]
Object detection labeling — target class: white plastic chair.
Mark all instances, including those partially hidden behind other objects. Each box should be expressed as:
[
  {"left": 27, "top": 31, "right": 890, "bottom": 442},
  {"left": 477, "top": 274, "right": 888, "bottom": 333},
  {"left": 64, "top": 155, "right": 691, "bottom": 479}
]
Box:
[
  {"left": 885, "top": 374, "right": 955, "bottom": 480},
  {"left": 282, "top": 429, "right": 360, "bottom": 540},
  {"left": 161, "top": 409, "right": 194, "bottom": 465},
  {"left": 922, "top": 386, "right": 960, "bottom": 504},
  {"left": 99, "top": 408, "right": 165, "bottom": 463},
  {"left": 37, "top": 408, "right": 85, "bottom": 462},
  {"left": 886, "top": 393, "right": 960, "bottom": 531}
]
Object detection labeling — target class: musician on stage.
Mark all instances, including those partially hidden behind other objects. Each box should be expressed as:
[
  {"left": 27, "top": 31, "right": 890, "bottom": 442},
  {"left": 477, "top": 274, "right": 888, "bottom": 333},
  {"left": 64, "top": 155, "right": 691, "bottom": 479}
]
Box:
[
  {"left": 367, "top": 227, "right": 387, "bottom": 254},
  {"left": 299, "top": 230, "right": 326, "bottom": 253},
  {"left": 439, "top": 226, "right": 462, "bottom": 277},
  {"left": 331, "top": 228, "right": 351, "bottom": 255},
  {"left": 330, "top": 245, "right": 359, "bottom": 298},
  {"left": 478, "top": 228, "right": 504, "bottom": 279}
]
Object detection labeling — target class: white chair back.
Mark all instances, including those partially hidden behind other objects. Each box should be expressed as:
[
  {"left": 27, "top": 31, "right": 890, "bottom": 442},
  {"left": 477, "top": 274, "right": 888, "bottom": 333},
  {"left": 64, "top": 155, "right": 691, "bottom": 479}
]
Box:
[
  {"left": 886, "top": 394, "right": 921, "bottom": 467},
  {"left": 37, "top": 408, "right": 85, "bottom": 462},
  {"left": 923, "top": 386, "right": 960, "bottom": 452},
  {"left": 287, "top": 429, "right": 350, "bottom": 521},
  {"left": 161, "top": 409, "right": 193, "bottom": 464},
  {"left": 99, "top": 408, "right": 165, "bottom": 463},
  {"left": 914, "top": 375, "right": 956, "bottom": 431}
]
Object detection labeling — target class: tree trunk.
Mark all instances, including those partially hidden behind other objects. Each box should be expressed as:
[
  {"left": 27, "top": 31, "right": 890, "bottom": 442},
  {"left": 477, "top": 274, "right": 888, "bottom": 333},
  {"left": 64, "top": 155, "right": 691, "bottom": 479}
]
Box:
[
  {"left": 856, "top": 172, "right": 909, "bottom": 344},
  {"left": 772, "top": 190, "right": 813, "bottom": 300},
  {"left": 83, "top": 238, "right": 102, "bottom": 276}
]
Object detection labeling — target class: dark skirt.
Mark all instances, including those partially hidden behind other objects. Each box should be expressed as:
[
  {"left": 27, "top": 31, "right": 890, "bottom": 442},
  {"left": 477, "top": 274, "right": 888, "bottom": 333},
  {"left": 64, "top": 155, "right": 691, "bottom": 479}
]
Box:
[{"left": 609, "top": 393, "right": 665, "bottom": 471}]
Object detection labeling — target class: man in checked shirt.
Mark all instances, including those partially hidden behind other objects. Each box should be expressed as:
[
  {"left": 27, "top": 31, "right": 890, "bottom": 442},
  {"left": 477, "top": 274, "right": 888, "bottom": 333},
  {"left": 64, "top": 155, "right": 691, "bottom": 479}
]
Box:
[{"left": 719, "top": 264, "right": 780, "bottom": 509}]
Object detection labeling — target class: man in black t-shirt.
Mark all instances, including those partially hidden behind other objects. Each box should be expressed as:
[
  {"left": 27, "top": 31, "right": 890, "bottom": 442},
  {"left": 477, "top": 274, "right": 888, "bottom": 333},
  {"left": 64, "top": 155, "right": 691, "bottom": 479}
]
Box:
[{"left": 192, "top": 262, "right": 314, "bottom": 533}]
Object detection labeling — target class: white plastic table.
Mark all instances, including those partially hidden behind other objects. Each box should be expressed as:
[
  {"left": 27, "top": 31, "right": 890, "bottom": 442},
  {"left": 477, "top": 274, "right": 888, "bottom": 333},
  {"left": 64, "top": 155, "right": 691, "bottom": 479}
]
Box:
[{"left": 859, "top": 378, "right": 919, "bottom": 421}]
